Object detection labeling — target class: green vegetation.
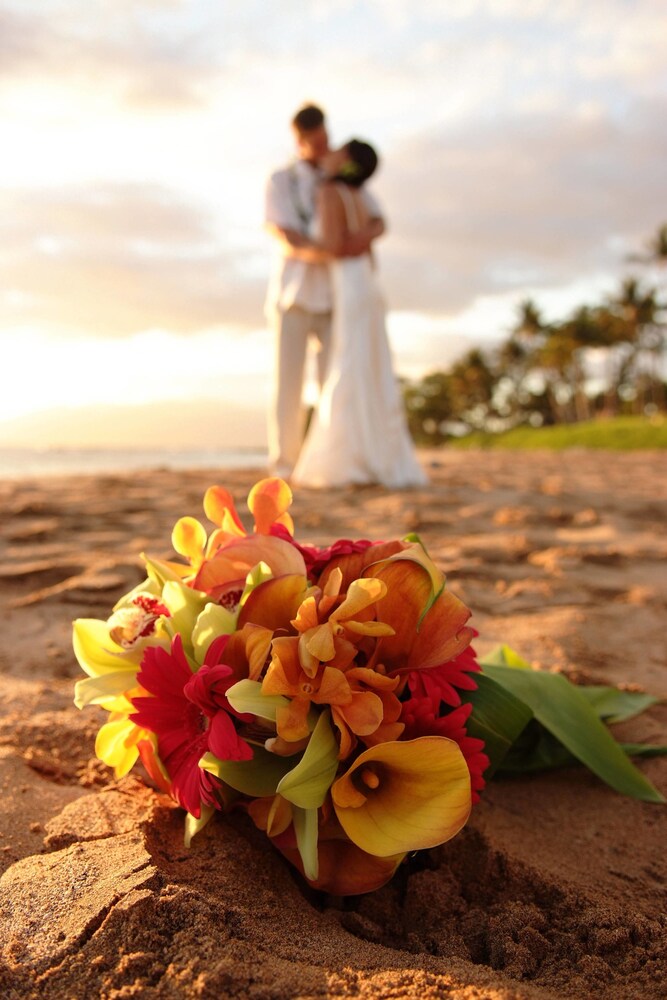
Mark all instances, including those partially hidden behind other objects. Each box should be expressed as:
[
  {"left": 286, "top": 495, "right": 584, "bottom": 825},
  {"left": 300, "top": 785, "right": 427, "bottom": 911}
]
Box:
[
  {"left": 403, "top": 224, "right": 667, "bottom": 445},
  {"left": 447, "top": 415, "right": 667, "bottom": 450}
]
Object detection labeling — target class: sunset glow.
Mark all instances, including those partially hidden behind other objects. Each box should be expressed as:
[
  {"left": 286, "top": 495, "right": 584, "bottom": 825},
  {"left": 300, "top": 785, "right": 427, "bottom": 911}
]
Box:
[{"left": 1, "top": 1, "right": 665, "bottom": 451}]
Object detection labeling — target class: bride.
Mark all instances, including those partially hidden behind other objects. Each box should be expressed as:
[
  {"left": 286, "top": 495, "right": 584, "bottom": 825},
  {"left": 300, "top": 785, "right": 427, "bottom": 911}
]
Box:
[{"left": 291, "top": 140, "right": 428, "bottom": 489}]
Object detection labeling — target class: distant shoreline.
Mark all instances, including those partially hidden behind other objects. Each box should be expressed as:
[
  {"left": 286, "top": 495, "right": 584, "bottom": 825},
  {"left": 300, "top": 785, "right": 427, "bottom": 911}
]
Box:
[{"left": 0, "top": 446, "right": 269, "bottom": 480}]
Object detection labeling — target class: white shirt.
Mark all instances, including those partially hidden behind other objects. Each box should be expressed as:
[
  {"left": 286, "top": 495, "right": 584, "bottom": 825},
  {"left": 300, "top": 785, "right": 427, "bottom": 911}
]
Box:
[
  {"left": 264, "top": 159, "right": 383, "bottom": 316},
  {"left": 264, "top": 159, "right": 330, "bottom": 314}
]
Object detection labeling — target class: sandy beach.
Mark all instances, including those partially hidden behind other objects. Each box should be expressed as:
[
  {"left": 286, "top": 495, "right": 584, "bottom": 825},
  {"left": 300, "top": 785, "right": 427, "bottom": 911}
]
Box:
[{"left": 0, "top": 448, "right": 665, "bottom": 999}]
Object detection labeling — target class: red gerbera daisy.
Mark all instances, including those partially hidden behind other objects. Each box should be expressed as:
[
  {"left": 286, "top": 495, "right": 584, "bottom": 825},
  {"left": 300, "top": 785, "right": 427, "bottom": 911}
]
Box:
[
  {"left": 407, "top": 640, "right": 482, "bottom": 708},
  {"left": 131, "top": 634, "right": 252, "bottom": 817}
]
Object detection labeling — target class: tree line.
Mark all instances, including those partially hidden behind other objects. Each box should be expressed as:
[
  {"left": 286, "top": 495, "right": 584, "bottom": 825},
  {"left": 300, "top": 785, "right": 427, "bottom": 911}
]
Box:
[{"left": 404, "top": 225, "right": 667, "bottom": 444}]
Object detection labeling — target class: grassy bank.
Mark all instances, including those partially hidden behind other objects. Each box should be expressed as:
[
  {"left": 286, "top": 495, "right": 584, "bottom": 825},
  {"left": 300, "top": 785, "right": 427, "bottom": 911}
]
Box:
[{"left": 447, "top": 416, "right": 667, "bottom": 450}]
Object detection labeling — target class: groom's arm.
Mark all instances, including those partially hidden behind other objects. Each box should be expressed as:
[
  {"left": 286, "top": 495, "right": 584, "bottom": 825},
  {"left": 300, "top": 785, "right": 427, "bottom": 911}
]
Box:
[
  {"left": 264, "top": 168, "right": 330, "bottom": 263},
  {"left": 264, "top": 222, "right": 331, "bottom": 264},
  {"left": 341, "top": 216, "right": 385, "bottom": 257}
]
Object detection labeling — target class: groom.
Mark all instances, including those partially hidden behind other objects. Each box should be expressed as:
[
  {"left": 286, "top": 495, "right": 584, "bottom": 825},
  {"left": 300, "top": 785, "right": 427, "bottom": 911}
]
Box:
[{"left": 264, "top": 103, "right": 384, "bottom": 479}]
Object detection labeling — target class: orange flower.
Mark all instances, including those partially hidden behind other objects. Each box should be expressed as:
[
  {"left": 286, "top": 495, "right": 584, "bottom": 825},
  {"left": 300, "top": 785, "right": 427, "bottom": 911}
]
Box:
[{"left": 261, "top": 575, "right": 401, "bottom": 757}]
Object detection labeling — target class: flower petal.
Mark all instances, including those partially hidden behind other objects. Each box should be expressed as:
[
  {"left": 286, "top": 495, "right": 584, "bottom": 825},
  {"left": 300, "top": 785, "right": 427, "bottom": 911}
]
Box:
[
  {"left": 74, "top": 671, "right": 138, "bottom": 709},
  {"left": 248, "top": 478, "right": 293, "bottom": 535},
  {"left": 331, "top": 577, "right": 387, "bottom": 622},
  {"left": 276, "top": 711, "right": 339, "bottom": 809},
  {"left": 171, "top": 516, "right": 208, "bottom": 563},
  {"left": 271, "top": 815, "right": 406, "bottom": 895},
  {"left": 195, "top": 536, "right": 306, "bottom": 597},
  {"left": 408, "top": 591, "right": 475, "bottom": 672},
  {"left": 73, "top": 618, "right": 143, "bottom": 678},
  {"left": 203, "top": 486, "right": 245, "bottom": 534},
  {"left": 226, "top": 678, "right": 290, "bottom": 722},
  {"left": 317, "top": 540, "right": 408, "bottom": 590},
  {"left": 237, "top": 574, "right": 309, "bottom": 632}
]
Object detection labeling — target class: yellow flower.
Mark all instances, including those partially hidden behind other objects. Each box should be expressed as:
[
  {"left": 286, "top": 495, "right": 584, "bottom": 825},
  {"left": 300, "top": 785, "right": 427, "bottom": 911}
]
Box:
[{"left": 331, "top": 736, "right": 471, "bottom": 857}]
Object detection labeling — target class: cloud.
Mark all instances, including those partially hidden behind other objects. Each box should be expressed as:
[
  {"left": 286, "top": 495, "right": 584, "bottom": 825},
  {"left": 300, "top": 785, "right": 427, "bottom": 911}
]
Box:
[
  {"left": 0, "top": 183, "right": 267, "bottom": 334},
  {"left": 374, "top": 96, "right": 667, "bottom": 316},
  {"left": 0, "top": 396, "right": 268, "bottom": 450},
  {"left": 0, "top": 3, "right": 213, "bottom": 110},
  {"left": 0, "top": 1, "right": 665, "bottom": 353}
]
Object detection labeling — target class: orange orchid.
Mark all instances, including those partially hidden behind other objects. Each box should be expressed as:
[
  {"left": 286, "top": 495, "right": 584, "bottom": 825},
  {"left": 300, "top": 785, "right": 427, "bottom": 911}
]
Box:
[{"left": 261, "top": 574, "right": 401, "bottom": 757}]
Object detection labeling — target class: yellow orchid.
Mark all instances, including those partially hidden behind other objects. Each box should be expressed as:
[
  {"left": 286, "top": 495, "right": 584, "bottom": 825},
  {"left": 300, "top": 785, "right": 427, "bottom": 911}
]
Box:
[{"left": 94, "top": 693, "right": 156, "bottom": 779}]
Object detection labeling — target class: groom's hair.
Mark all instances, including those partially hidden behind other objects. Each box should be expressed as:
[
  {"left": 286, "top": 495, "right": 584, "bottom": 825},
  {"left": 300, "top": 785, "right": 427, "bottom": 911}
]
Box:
[{"left": 292, "top": 104, "right": 326, "bottom": 133}]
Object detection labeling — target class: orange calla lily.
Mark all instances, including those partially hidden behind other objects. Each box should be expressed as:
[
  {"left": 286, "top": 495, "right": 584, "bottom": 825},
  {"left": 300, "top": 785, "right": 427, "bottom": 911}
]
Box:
[
  {"left": 269, "top": 811, "right": 406, "bottom": 895},
  {"left": 366, "top": 557, "right": 474, "bottom": 675},
  {"left": 237, "top": 574, "right": 311, "bottom": 633},
  {"left": 331, "top": 736, "right": 471, "bottom": 857},
  {"left": 317, "top": 539, "right": 409, "bottom": 590}
]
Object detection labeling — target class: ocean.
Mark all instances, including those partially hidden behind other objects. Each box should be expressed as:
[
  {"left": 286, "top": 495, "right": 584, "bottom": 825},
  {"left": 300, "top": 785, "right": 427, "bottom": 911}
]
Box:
[{"left": 0, "top": 447, "right": 269, "bottom": 480}]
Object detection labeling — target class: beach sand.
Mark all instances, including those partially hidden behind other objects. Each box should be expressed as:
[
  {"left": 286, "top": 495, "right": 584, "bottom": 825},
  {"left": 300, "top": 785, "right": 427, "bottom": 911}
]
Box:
[{"left": 0, "top": 449, "right": 665, "bottom": 999}]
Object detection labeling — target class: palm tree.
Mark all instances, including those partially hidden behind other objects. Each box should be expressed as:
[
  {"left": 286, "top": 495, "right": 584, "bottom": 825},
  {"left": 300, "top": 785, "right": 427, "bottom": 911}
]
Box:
[
  {"left": 604, "top": 279, "right": 662, "bottom": 411},
  {"left": 648, "top": 224, "right": 667, "bottom": 265}
]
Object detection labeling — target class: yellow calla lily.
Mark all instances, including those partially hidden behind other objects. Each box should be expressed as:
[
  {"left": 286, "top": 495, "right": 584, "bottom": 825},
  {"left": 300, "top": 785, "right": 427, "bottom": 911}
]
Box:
[{"left": 331, "top": 736, "right": 471, "bottom": 857}]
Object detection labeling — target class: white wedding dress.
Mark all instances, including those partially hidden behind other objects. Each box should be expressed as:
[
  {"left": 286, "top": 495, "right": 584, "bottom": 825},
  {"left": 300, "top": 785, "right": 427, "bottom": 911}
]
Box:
[{"left": 291, "top": 187, "right": 428, "bottom": 489}]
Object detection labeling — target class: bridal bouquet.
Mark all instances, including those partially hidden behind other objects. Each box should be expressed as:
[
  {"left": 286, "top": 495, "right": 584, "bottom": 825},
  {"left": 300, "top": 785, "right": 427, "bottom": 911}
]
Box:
[{"left": 73, "top": 479, "right": 664, "bottom": 895}]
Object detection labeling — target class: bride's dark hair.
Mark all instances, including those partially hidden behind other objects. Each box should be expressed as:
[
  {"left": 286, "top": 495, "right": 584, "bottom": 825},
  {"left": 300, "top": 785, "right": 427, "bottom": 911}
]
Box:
[{"left": 335, "top": 139, "right": 378, "bottom": 187}]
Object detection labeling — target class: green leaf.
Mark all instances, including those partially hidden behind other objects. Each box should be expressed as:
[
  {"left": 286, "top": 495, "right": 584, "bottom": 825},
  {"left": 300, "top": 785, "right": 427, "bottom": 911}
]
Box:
[
  {"left": 292, "top": 806, "right": 319, "bottom": 882},
  {"left": 199, "top": 748, "right": 292, "bottom": 798},
  {"left": 498, "top": 723, "right": 582, "bottom": 773},
  {"left": 499, "top": 725, "right": 667, "bottom": 774},
  {"left": 226, "top": 679, "right": 290, "bottom": 723},
  {"left": 619, "top": 743, "right": 667, "bottom": 759},
  {"left": 578, "top": 685, "right": 660, "bottom": 723},
  {"left": 276, "top": 711, "right": 339, "bottom": 809},
  {"left": 461, "top": 672, "right": 534, "bottom": 776},
  {"left": 482, "top": 663, "right": 665, "bottom": 803},
  {"left": 184, "top": 806, "right": 215, "bottom": 847},
  {"left": 480, "top": 644, "right": 532, "bottom": 670}
]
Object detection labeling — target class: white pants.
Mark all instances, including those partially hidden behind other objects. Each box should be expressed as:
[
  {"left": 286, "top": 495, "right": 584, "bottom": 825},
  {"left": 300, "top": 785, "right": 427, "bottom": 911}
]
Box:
[{"left": 268, "top": 305, "right": 332, "bottom": 477}]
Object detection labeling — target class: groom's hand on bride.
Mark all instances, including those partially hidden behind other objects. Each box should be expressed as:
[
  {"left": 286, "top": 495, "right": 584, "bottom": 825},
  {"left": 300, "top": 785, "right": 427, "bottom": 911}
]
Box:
[{"left": 342, "top": 218, "right": 386, "bottom": 257}]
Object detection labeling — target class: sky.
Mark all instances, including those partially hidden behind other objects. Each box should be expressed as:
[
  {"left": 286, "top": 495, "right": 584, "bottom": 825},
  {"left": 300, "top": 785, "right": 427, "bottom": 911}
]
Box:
[{"left": 1, "top": 0, "right": 666, "bottom": 450}]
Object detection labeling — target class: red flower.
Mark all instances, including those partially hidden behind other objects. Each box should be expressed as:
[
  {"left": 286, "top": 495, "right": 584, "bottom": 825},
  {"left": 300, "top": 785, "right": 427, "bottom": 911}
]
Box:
[
  {"left": 131, "top": 634, "right": 252, "bottom": 817},
  {"left": 400, "top": 695, "right": 489, "bottom": 803},
  {"left": 407, "top": 640, "right": 481, "bottom": 708},
  {"left": 269, "top": 526, "right": 375, "bottom": 580}
]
